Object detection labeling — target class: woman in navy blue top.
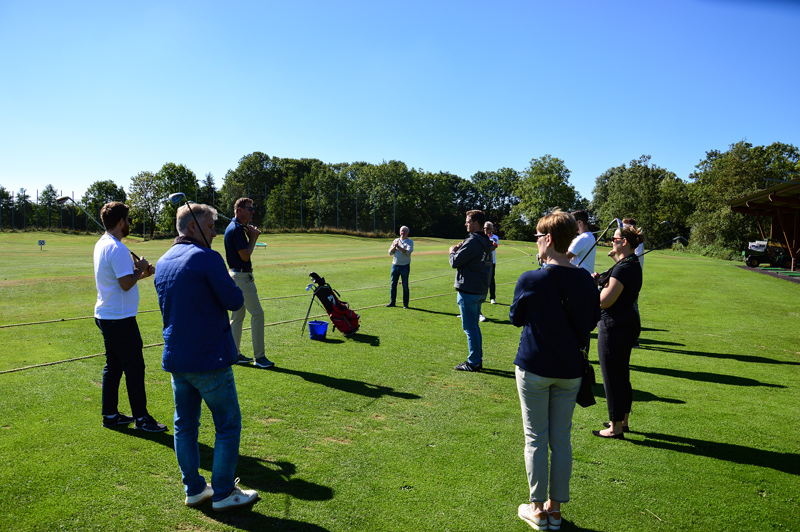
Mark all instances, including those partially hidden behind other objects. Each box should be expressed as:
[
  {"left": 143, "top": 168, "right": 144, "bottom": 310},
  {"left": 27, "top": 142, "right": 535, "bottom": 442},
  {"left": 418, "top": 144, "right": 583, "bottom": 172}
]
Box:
[
  {"left": 510, "top": 210, "right": 600, "bottom": 530},
  {"left": 592, "top": 224, "right": 644, "bottom": 439}
]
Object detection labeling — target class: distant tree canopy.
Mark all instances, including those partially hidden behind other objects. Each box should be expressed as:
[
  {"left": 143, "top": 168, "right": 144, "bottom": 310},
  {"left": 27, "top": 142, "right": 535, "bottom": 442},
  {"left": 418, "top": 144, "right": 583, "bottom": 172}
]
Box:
[
  {"left": 588, "top": 143, "right": 800, "bottom": 254},
  {"left": 81, "top": 180, "right": 126, "bottom": 230},
  {"left": 590, "top": 155, "right": 690, "bottom": 246},
  {"left": 505, "top": 155, "right": 584, "bottom": 241},
  {"left": 687, "top": 141, "right": 799, "bottom": 251},
  {"left": 5, "top": 141, "right": 799, "bottom": 258}
]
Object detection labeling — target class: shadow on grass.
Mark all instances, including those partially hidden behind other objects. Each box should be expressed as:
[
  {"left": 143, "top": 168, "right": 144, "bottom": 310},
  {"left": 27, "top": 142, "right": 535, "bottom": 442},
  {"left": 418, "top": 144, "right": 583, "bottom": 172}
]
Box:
[
  {"left": 119, "top": 431, "right": 335, "bottom": 531},
  {"left": 589, "top": 381, "right": 685, "bottom": 404},
  {"left": 410, "top": 307, "right": 459, "bottom": 317},
  {"left": 345, "top": 332, "right": 380, "bottom": 346},
  {"left": 483, "top": 318, "right": 511, "bottom": 325},
  {"left": 630, "top": 364, "right": 786, "bottom": 388},
  {"left": 630, "top": 432, "right": 800, "bottom": 475},
  {"left": 193, "top": 450, "right": 333, "bottom": 531},
  {"left": 638, "top": 344, "right": 800, "bottom": 366},
  {"left": 481, "top": 367, "right": 515, "bottom": 379},
  {"left": 305, "top": 337, "right": 345, "bottom": 344},
  {"left": 636, "top": 338, "right": 685, "bottom": 348},
  {"left": 640, "top": 326, "right": 668, "bottom": 332},
  {"left": 271, "top": 366, "right": 421, "bottom": 400}
]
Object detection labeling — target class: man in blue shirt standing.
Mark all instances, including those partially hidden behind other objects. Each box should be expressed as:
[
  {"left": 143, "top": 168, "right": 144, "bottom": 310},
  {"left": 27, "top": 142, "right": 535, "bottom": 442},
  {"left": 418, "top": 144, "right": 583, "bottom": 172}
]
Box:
[
  {"left": 155, "top": 203, "right": 259, "bottom": 511},
  {"left": 224, "top": 197, "right": 273, "bottom": 369}
]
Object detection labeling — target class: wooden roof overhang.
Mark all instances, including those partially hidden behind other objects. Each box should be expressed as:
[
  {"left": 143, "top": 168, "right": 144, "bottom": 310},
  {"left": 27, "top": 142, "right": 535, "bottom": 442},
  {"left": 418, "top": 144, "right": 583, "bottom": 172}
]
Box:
[{"left": 729, "top": 178, "right": 800, "bottom": 270}]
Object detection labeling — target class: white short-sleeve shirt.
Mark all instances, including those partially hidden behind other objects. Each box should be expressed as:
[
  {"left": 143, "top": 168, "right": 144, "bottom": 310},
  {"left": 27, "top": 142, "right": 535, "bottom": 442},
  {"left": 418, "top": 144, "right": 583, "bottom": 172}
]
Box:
[{"left": 93, "top": 233, "right": 139, "bottom": 319}]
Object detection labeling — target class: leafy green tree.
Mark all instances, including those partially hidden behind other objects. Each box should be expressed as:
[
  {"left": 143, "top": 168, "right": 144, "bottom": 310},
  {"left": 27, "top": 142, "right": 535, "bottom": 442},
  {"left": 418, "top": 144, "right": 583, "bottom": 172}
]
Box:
[
  {"left": 0, "top": 184, "right": 11, "bottom": 229},
  {"left": 198, "top": 172, "right": 217, "bottom": 208},
  {"left": 157, "top": 163, "right": 198, "bottom": 232},
  {"left": 15, "top": 188, "right": 32, "bottom": 230},
  {"left": 591, "top": 155, "right": 685, "bottom": 246},
  {"left": 470, "top": 168, "right": 520, "bottom": 237},
  {"left": 688, "top": 141, "right": 800, "bottom": 251},
  {"left": 80, "top": 180, "right": 126, "bottom": 232},
  {"left": 506, "top": 155, "right": 580, "bottom": 240},
  {"left": 128, "top": 171, "right": 163, "bottom": 238},
  {"left": 38, "top": 184, "right": 61, "bottom": 230}
]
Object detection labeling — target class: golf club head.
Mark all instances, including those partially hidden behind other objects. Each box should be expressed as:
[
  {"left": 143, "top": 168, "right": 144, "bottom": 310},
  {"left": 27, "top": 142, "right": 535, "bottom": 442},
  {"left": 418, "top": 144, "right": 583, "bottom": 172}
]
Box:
[
  {"left": 660, "top": 220, "right": 670, "bottom": 226},
  {"left": 676, "top": 236, "right": 689, "bottom": 245},
  {"left": 56, "top": 196, "right": 72, "bottom": 205},
  {"left": 615, "top": 218, "right": 623, "bottom": 230},
  {"left": 168, "top": 192, "right": 186, "bottom": 205}
]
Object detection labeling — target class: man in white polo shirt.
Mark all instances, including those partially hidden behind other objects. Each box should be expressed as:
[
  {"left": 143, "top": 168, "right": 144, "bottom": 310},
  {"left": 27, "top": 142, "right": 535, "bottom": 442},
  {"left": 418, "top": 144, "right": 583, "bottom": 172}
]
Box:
[
  {"left": 94, "top": 201, "right": 167, "bottom": 433},
  {"left": 567, "top": 210, "right": 597, "bottom": 273}
]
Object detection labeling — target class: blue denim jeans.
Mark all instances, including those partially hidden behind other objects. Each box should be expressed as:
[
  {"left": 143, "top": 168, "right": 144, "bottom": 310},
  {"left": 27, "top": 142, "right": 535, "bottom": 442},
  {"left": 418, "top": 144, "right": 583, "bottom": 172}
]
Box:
[
  {"left": 390, "top": 263, "right": 410, "bottom": 307},
  {"left": 457, "top": 291, "right": 484, "bottom": 366},
  {"left": 171, "top": 366, "right": 242, "bottom": 502},
  {"left": 515, "top": 366, "right": 581, "bottom": 503}
]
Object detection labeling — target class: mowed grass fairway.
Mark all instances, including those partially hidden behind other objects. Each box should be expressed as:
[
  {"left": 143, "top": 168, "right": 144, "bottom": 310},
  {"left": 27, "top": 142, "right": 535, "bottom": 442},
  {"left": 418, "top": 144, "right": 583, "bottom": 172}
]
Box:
[{"left": 1, "top": 231, "right": 798, "bottom": 532}]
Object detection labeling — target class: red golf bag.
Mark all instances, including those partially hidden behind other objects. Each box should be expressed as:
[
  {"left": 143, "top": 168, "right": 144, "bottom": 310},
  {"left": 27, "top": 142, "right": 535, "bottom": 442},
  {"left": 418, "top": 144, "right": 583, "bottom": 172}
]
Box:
[{"left": 306, "top": 272, "right": 360, "bottom": 336}]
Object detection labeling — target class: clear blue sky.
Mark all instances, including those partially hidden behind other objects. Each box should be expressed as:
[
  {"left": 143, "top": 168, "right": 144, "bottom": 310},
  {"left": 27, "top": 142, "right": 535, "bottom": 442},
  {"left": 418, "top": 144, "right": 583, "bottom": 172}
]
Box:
[{"left": 1, "top": 0, "right": 798, "bottom": 201}]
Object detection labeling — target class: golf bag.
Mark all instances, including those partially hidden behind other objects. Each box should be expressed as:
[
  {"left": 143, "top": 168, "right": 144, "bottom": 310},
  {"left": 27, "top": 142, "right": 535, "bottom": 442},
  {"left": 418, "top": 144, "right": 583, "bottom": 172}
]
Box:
[{"left": 306, "top": 272, "right": 360, "bottom": 336}]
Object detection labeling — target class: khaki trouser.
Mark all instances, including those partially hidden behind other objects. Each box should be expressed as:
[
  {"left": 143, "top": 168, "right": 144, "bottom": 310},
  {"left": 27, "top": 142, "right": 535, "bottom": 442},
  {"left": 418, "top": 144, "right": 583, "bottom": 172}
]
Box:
[{"left": 229, "top": 271, "right": 265, "bottom": 359}]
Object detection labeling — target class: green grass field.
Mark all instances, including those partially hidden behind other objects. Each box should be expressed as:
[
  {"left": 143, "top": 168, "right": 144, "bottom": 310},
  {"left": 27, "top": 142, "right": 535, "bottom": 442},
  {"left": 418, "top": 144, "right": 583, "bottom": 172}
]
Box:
[{"left": 1, "top": 231, "right": 798, "bottom": 531}]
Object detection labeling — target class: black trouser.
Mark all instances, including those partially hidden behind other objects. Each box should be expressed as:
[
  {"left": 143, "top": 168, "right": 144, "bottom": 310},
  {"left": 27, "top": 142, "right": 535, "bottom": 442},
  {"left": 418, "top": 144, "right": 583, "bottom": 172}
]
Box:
[
  {"left": 95, "top": 317, "right": 148, "bottom": 418},
  {"left": 489, "top": 263, "right": 496, "bottom": 300},
  {"left": 597, "top": 316, "right": 640, "bottom": 422}
]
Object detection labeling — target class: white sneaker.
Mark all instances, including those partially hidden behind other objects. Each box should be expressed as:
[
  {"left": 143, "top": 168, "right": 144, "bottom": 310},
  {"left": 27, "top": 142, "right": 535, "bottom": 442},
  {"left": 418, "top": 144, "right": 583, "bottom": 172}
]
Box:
[
  {"left": 212, "top": 478, "right": 259, "bottom": 512},
  {"left": 479, "top": 314, "right": 486, "bottom": 322},
  {"left": 490, "top": 299, "right": 496, "bottom": 304},
  {"left": 185, "top": 483, "right": 213, "bottom": 507}
]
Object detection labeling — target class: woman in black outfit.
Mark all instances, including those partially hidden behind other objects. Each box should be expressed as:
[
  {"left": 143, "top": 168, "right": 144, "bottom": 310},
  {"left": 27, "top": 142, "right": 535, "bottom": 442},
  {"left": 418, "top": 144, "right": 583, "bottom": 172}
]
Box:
[{"left": 592, "top": 224, "right": 643, "bottom": 439}]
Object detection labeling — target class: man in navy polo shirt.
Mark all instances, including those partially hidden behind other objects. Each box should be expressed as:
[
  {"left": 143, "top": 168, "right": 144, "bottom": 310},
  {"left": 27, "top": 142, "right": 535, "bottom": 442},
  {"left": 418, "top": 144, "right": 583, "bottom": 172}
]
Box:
[{"left": 224, "top": 197, "right": 273, "bottom": 369}]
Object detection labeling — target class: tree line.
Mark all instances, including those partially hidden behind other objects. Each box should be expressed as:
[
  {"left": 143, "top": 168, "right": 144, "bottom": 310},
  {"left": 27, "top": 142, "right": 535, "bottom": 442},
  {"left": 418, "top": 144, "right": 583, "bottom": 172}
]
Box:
[{"left": 2, "top": 140, "right": 797, "bottom": 256}]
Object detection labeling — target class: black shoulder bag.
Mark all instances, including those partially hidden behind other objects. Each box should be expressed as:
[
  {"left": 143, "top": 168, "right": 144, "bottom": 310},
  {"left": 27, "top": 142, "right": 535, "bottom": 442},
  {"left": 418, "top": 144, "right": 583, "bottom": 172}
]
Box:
[{"left": 546, "top": 267, "right": 596, "bottom": 408}]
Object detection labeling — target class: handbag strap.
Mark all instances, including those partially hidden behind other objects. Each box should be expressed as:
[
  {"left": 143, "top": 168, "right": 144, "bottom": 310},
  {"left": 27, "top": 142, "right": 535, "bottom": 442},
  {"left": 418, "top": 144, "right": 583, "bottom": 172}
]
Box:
[{"left": 545, "top": 267, "right": 589, "bottom": 359}]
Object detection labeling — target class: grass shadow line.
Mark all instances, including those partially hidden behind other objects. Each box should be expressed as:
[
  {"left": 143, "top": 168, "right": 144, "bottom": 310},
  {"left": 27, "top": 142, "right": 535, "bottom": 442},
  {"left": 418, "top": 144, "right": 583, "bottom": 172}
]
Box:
[
  {"left": 410, "top": 307, "right": 459, "bottom": 317},
  {"left": 271, "top": 366, "right": 421, "bottom": 400},
  {"left": 480, "top": 367, "right": 515, "bottom": 379},
  {"left": 630, "top": 364, "right": 786, "bottom": 388},
  {"left": 345, "top": 332, "right": 380, "bottom": 346},
  {"left": 192, "top": 510, "right": 332, "bottom": 532},
  {"left": 630, "top": 432, "right": 800, "bottom": 475},
  {"left": 639, "top": 345, "right": 800, "bottom": 366}
]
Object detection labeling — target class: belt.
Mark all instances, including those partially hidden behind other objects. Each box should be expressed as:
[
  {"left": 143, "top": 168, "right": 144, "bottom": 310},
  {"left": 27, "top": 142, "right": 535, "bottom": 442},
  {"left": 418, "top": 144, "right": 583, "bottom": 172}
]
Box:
[{"left": 230, "top": 268, "right": 253, "bottom": 273}]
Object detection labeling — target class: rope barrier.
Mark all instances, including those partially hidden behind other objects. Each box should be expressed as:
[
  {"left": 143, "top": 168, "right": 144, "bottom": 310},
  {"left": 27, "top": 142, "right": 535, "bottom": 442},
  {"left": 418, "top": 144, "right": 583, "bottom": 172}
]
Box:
[
  {"left": 0, "top": 278, "right": 522, "bottom": 375},
  {"left": 0, "top": 255, "right": 536, "bottom": 329}
]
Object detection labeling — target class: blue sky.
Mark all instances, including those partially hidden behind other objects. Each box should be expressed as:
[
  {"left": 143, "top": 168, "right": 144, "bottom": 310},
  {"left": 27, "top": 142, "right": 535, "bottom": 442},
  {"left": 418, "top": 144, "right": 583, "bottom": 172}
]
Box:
[{"left": 1, "top": 0, "right": 798, "bottom": 201}]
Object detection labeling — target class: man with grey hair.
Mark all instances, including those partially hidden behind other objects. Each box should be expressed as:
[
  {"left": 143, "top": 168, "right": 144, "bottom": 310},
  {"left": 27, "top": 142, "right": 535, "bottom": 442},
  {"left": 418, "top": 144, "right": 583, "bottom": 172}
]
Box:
[
  {"left": 386, "top": 225, "right": 414, "bottom": 309},
  {"left": 155, "top": 204, "right": 259, "bottom": 512}
]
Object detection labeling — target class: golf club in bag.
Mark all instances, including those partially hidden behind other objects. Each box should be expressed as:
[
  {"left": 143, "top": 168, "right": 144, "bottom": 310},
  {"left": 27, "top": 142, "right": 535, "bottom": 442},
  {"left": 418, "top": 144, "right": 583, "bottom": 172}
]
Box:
[{"left": 301, "top": 272, "right": 360, "bottom": 337}]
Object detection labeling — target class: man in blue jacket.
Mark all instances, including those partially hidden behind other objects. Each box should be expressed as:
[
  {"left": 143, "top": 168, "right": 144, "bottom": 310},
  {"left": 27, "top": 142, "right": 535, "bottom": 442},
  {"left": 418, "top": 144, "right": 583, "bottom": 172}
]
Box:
[
  {"left": 449, "top": 209, "right": 494, "bottom": 372},
  {"left": 155, "top": 203, "right": 259, "bottom": 512}
]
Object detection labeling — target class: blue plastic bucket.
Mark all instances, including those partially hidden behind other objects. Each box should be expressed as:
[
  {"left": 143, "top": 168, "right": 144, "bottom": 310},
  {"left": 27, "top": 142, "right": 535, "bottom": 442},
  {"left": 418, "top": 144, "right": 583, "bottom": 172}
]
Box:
[{"left": 308, "top": 320, "right": 329, "bottom": 340}]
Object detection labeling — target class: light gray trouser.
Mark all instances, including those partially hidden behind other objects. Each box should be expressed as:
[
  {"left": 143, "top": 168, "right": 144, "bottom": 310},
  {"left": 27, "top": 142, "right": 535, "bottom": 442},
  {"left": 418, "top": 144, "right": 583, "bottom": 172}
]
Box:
[
  {"left": 515, "top": 366, "right": 581, "bottom": 503},
  {"left": 229, "top": 272, "right": 265, "bottom": 359}
]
